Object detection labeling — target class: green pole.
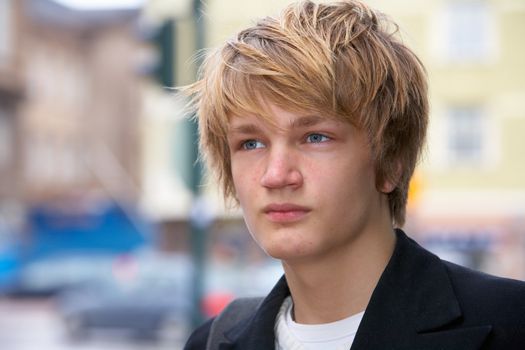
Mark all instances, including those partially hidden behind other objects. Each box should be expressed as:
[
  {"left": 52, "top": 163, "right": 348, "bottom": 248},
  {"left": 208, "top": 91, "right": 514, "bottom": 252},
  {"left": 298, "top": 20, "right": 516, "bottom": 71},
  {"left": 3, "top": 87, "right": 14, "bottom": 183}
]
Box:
[
  {"left": 153, "top": 20, "right": 175, "bottom": 87},
  {"left": 148, "top": 3, "right": 207, "bottom": 330},
  {"left": 189, "top": 0, "right": 208, "bottom": 328}
]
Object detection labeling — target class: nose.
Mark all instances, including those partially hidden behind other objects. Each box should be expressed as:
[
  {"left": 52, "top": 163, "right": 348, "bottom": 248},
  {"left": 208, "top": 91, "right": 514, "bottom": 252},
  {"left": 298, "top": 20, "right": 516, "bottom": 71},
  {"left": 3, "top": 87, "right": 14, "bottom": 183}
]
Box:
[{"left": 260, "top": 148, "right": 303, "bottom": 190}]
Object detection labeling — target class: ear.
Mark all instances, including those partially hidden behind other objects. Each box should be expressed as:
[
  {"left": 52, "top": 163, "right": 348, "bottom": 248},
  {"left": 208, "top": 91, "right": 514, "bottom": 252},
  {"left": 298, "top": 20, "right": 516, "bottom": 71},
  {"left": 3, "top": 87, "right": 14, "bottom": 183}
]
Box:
[
  {"left": 379, "top": 160, "right": 402, "bottom": 194},
  {"left": 379, "top": 178, "right": 396, "bottom": 194}
]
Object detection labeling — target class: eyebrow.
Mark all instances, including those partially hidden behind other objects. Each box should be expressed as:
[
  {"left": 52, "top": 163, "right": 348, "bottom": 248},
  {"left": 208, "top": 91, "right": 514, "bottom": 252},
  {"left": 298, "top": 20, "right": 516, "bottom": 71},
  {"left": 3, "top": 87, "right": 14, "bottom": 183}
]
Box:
[
  {"left": 290, "top": 115, "right": 326, "bottom": 129},
  {"left": 228, "top": 115, "right": 328, "bottom": 135},
  {"left": 228, "top": 123, "right": 262, "bottom": 135}
]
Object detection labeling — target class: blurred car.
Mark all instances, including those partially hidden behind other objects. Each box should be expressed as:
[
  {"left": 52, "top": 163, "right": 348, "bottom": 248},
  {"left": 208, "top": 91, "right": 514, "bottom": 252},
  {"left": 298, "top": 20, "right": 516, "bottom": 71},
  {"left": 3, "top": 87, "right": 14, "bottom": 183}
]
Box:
[
  {"left": 55, "top": 250, "right": 284, "bottom": 341},
  {"left": 239, "top": 260, "right": 284, "bottom": 296},
  {"left": 55, "top": 251, "right": 193, "bottom": 342},
  {"left": 6, "top": 253, "right": 116, "bottom": 296},
  {"left": 202, "top": 259, "right": 284, "bottom": 317},
  {"left": 204, "top": 259, "right": 283, "bottom": 298}
]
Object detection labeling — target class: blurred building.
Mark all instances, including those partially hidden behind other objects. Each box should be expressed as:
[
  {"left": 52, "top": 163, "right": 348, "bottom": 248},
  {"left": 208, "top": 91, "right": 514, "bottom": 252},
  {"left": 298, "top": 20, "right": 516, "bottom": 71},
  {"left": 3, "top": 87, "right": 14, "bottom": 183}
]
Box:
[
  {"left": 142, "top": 0, "right": 525, "bottom": 278},
  {"left": 20, "top": 0, "right": 143, "bottom": 204},
  {"left": 0, "top": 0, "right": 152, "bottom": 265},
  {"left": 0, "top": 0, "right": 25, "bottom": 242}
]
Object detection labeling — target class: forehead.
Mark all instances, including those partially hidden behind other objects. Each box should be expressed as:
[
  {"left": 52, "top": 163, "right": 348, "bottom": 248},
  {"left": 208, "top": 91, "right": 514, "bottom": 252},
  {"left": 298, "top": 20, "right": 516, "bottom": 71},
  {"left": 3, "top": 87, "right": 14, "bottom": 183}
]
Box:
[{"left": 227, "top": 101, "right": 345, "bottom": 132}]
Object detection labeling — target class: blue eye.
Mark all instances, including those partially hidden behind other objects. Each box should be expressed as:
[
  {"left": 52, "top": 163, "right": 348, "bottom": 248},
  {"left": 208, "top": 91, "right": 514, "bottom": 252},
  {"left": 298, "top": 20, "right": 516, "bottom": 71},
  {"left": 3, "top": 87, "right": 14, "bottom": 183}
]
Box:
[
  {"left": 306, "top": 133, "right": 330, "bottom": 143},
  {"left": 242, "top": 140, "right": 265, "bottom": 150}
]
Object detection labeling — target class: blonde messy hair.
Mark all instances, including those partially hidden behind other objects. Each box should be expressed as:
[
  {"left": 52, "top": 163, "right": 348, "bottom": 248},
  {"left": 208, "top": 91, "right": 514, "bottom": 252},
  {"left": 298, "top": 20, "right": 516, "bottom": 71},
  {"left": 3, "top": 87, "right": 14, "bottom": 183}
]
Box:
[{"left": 187, "top": 0, "right": 428, "bottom": 227}]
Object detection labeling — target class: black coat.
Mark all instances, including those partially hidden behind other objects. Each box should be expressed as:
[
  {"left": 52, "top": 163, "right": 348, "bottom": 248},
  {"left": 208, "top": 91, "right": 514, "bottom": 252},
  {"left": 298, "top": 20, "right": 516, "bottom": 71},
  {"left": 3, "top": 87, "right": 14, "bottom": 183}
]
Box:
[{"left": 184, "top": 229, "right": 525, "bottom": 349}]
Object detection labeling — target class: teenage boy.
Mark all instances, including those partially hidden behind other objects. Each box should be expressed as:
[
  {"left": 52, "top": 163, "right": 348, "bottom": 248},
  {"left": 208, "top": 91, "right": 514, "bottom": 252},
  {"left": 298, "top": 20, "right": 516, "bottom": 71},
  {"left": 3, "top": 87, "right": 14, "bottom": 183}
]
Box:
[{"left": 183, "top": 1, "right": 525, "bottom": 349}]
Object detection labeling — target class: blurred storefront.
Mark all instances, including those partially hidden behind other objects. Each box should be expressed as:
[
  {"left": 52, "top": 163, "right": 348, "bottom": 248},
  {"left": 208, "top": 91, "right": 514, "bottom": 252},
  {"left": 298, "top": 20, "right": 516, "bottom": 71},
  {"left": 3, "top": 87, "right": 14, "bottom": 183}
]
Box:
[{"left": 0, "top": 0, "right": 154, "bottom": 292}]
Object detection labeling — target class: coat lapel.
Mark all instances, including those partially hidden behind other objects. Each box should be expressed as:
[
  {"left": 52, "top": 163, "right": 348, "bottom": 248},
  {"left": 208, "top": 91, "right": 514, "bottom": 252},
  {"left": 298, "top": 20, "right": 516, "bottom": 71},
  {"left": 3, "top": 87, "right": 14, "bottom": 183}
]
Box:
[{"left": 351, "top": 229, "right": 491, "bottom": 350}]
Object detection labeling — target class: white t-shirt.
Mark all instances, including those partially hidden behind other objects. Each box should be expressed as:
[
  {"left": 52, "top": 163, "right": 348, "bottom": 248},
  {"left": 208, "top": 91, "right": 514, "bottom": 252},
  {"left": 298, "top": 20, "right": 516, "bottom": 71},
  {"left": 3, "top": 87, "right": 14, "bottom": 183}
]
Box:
[{"left": 275, "top": 296, "right": 365, "bottom": 350}]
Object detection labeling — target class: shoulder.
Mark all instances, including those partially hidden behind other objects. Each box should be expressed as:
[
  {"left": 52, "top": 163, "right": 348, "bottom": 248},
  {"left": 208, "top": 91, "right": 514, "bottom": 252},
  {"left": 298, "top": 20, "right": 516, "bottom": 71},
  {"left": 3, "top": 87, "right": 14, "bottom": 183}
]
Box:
[
  {"left": 402, "top": 230, "right": 525, "bottom": 321},
  {"left": 182, "top": 296, "right": 266, "bottom": 350},
  {"left": 443, "top": 260, "right": 525, "bottom": 325},
  {"left": 183, "top": 318, "right": 214, "bottom": 350},
  {"left": 444, "top": 260, "right": 525, "bottom": 305}
]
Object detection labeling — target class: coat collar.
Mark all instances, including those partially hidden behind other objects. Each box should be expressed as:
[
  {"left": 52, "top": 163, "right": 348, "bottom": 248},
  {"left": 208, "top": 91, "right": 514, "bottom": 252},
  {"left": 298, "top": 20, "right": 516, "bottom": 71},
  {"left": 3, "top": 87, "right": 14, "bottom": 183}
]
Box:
[
  {"left": 350, "top": 229, "right": 491, "bottom": 349},
  {"left": 219, "top": 229, "right": 492, "bottom": 350}
]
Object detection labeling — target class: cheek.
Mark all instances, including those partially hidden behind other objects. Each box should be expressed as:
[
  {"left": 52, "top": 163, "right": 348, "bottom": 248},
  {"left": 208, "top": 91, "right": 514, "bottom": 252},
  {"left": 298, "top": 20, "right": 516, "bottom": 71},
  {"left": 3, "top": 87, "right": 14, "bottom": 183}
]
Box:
[
  {"left": 312, "top": 159, "right": 377, "bottom": 203},
  {"left": 232, "top": 165, "right": 262, "bottom": 210}
]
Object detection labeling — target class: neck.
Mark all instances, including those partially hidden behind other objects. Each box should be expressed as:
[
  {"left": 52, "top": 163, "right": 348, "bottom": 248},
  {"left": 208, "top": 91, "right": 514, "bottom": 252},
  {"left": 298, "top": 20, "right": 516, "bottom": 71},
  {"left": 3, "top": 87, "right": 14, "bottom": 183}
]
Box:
[{"left": 282, "top": 226, "right": 396, "bottom": 324}]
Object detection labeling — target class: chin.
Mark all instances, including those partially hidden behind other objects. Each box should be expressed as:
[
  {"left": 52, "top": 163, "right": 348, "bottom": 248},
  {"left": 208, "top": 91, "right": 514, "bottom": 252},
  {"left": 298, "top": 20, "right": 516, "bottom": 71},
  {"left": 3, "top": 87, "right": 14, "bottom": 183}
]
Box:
[
  {"left": 260, "top": 239, "right": 317, "bottom": 262},
  {"left": 248, "top": 222, "right": 319, "bottom": 260}
]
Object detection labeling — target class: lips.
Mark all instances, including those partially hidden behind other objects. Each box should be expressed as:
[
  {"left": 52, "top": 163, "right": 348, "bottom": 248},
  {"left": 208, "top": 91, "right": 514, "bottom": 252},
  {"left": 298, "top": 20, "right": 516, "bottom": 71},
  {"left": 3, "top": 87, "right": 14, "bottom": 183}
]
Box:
[{"left": 263, "top": 203, "right": 311, "bottom": 223}]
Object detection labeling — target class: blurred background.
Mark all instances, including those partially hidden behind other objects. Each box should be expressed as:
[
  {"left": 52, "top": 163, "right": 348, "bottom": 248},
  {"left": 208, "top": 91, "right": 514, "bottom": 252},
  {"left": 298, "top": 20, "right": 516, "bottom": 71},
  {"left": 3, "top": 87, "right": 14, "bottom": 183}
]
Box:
[{"left": 0, "top": 0, "right": 524, "bottom": 349}]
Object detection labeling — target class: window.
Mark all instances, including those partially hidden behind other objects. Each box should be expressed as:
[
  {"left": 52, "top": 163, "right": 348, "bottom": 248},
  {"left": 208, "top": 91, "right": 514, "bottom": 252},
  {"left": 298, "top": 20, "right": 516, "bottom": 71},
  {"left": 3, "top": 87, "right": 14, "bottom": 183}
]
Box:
[
  {"left": 447, "top": 106, "right": 486, "bottom": 164},
  {"left": 443, "top": 1, "right": 494, "bottom": 63}
]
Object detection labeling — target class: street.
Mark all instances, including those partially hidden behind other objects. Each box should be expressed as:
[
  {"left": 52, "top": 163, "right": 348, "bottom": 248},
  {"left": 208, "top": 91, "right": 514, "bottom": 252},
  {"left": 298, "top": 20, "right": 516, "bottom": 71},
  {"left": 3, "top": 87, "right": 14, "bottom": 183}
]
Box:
[{"left": 0, "top": 297, "right": 185, "bottom": 350}]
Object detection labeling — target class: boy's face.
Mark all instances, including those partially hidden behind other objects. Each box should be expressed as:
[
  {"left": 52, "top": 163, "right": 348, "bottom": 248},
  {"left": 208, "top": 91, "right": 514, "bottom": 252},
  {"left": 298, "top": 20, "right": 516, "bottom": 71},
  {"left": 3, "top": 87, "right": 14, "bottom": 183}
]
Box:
[{"left": 227, "top": 102, "right": 392, "bottom": 262}]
